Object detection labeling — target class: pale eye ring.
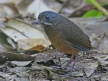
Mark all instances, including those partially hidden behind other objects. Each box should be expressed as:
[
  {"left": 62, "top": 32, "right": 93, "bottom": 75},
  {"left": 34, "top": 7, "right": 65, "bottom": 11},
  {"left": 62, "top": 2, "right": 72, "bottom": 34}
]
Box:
[{"left": 46, "top": 16, "right": 49, "bottom": 19}]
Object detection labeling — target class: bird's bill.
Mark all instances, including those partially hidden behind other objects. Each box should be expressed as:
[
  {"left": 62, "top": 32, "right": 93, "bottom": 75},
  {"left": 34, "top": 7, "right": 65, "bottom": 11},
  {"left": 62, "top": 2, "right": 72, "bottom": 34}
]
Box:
[
  {"left": 31, "top": 19, "right": 52, "bottom": 26},
  {"left": 31, "top": 20, "right": 40, "bottom": 25}
]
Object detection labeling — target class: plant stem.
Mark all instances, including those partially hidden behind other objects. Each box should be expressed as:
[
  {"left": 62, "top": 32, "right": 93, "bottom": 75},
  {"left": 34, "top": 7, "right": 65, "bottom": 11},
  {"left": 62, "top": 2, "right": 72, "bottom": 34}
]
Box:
[{"left": 90, "top": 0, "right": 108, "bottom": 17}]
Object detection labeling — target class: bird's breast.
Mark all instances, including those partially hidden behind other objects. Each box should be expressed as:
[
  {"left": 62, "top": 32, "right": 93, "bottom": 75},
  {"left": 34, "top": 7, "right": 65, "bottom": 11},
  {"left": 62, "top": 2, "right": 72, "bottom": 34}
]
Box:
[{"left": 44, "top": 26, "right": 80, "bottom": 54}]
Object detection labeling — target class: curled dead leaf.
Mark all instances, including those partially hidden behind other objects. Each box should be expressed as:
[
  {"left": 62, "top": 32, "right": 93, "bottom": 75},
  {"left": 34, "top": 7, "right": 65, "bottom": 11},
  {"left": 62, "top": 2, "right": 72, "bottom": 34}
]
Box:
[{"left": 1, "top": 18, "right": 51, "bottom": 51}]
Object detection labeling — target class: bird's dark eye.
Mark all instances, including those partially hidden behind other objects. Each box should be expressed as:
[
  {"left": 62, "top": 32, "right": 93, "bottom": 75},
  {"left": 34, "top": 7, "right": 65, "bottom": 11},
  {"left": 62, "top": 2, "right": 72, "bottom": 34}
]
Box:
[{"left": 46, "top": 16, "right": 49, "bottom": 19}]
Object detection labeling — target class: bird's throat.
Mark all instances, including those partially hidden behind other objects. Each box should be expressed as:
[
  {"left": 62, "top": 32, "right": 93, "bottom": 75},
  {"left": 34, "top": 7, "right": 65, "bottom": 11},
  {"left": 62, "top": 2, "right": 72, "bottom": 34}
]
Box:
[{"left": 41, "top": 21, "right": 52, "bottom": 26}]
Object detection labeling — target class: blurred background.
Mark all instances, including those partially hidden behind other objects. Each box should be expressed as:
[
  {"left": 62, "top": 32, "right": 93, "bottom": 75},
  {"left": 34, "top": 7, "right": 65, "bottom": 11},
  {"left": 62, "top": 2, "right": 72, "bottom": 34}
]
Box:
[
  {"left": 0, "top": 0, "right": 108, "bottom": 55},
  {"left": 0, "top": 0, "right": 108, "bottom": 20}
]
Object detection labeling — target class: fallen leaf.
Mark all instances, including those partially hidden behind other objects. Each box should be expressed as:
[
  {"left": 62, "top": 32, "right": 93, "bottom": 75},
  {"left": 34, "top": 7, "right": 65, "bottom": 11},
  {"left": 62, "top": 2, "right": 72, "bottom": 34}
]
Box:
[
  {"left": 94, "top": 56, "right": 108, "bottom": 66},
  {"left": 70, "top": 72, "right": 83, "bottom": 77},
  {"left": 7, "top": 37, "right": 16, "bottom": 49},
  {"left": 44, "top": 0, "right": 62, "bottom": 12},
  {"left": 84, "top": 62, "right": 98, "bottom": 77},
  {"left": 35, "top": 53, "right": 50, "bottom": 62},
  {"left": 31, "top": 65, "right": 61, "bottom": 80},
  {"left": 11, "top": 61, "right": 31, "bottom": 66},
  {"left": 90, "top": 33, "right": 101, "bottom": 48},
  {"left": 3, "top": 3, "right": 19, "bottom": 17},
  {"left": 27, "top": 0, "right": 55, "bottom": 18},
  {"left": 0, "top": 33, "right": 13, "bottom": 52},
  {"left": 0, "top": 0, "right": 20, "bottom": 4},
  {"left": 100, "top": 72, "right": 108, "bottom": 81},
  {"left": 1, "top": 18, "right": 51, "bottom": 51},
  {"left": 31, "top": 65, "right": 53, "bottom": 71},
  {"left": 0, "top": 72, "right": 10, "bottom": 78},
  {"left": 18, "top": 38, "right": 50, "bottom": 51},
  {"left": 0, "top": 2, "right": 20, "bottom": 18},
  {"left": 97, "top": 33, "right": 108, "bottom": 53},
  {"left": 17, "top": 0, "right": 34, "bottom": 16}
]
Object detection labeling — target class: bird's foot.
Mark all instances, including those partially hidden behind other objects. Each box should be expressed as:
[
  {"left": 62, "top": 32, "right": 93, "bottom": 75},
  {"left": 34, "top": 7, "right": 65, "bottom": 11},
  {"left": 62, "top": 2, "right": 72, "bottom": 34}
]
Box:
[
  {"left": 52, "top": 65, "right": 74, "bottom": 77},
  {"left": 60, "top": 65, "right": 71, "bottom": 70},
  {"left": 59, "top": 70, "right": 74, "bottom": 79},
  {"left": 59, "top": 65, "right": 75, "bottom": 77}
]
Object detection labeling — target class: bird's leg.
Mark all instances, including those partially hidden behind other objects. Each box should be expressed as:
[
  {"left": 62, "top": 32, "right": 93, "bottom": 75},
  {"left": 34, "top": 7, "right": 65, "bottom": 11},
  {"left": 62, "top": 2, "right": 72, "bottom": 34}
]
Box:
[
  {"left": 66, "top": 54, "right": 78, "bottom": 72},
  {"left": 60, "top": 54, "right": 78, "bottom": 77},
  {"left": 70, "top": 54, "right": 78, "bottom": 72},
  {"left": 66, "top": 54, "right": 76, "bottom": 67}
]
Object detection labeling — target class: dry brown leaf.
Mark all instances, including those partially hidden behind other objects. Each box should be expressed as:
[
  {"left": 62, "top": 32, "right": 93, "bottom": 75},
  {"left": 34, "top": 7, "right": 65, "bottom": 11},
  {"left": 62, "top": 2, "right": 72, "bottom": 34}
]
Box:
[
  {"left": 18, "top": 38, "right": 51, "bottom": 51},
  {"left": 1, "top": 18, "right": 51, "bottom": 51},
  {"left": 30, "top": 45, "right": 45, "bottom": 51}
]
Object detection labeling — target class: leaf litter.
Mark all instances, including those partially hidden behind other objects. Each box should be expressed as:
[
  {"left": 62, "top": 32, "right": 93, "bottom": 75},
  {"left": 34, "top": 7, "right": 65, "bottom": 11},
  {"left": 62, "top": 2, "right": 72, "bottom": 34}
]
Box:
[{"left": 0, "top": 0, "right": 108, "bottom": 81}]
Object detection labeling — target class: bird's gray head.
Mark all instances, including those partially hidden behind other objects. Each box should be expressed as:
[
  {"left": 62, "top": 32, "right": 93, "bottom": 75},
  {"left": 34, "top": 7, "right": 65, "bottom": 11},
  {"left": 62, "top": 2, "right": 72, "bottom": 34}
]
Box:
[
  {"left": 38, "top": 11, "right": 59, "bottom": 25},
  {"left": 38, "top": 11, "right": 60, "bottom": 26}
]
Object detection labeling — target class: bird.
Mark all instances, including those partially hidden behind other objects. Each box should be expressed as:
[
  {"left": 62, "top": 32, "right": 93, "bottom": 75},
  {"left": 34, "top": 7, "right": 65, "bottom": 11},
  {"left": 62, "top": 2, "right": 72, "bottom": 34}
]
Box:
[{"left": 32, "top": 11, "right": 92, "bottom": 73}]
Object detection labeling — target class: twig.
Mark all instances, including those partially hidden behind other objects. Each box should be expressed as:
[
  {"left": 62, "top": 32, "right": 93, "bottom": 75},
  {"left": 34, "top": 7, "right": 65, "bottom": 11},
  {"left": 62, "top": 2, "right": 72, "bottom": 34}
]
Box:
[{"left": 0, "top": 52, "right": 35, "bottom": 63}]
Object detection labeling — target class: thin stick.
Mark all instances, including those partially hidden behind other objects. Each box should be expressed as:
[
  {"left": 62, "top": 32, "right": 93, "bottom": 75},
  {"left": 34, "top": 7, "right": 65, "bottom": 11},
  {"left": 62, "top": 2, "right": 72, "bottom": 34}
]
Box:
[{"left": 90, "top": 0, "right": 108, "bottom": 17}]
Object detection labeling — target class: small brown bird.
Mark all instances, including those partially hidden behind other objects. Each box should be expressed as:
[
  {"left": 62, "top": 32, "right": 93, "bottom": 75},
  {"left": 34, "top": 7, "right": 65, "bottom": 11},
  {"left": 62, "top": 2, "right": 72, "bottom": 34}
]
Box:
[{"left": 32, "top": 11, "right": 91, "bottom": 72}]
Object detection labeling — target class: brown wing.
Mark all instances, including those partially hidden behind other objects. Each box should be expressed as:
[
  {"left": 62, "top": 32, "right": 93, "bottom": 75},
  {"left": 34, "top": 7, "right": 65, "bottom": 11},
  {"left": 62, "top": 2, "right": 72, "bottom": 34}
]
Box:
[{"left": 61, "top": 18, "right": 92, "bottom": 51}]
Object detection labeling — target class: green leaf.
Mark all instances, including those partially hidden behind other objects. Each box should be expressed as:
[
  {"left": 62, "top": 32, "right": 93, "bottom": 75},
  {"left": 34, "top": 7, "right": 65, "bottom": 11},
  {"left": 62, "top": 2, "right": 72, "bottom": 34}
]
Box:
[
  {"left": 82, "top": 9, "right": 103, "bottom": 18},
  {"left": 86, "top": 0, "right": 97, "bottom": 4},
  {"left": 86, "top": 0, "right": 108, "bottom": 5},
  {"left": 86, "top": 0, "right": 91, "bottom": 4}
]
